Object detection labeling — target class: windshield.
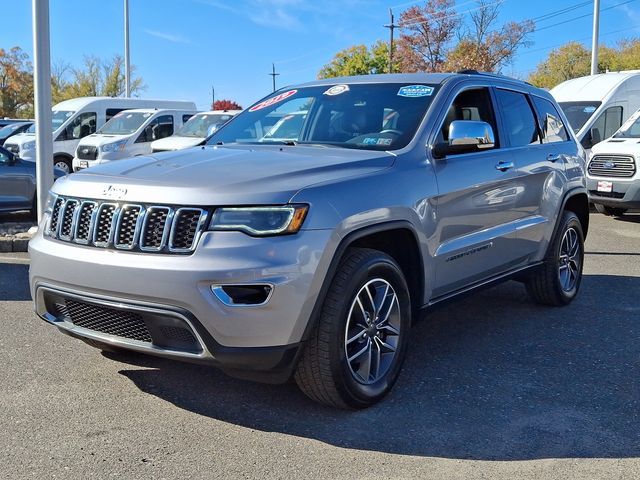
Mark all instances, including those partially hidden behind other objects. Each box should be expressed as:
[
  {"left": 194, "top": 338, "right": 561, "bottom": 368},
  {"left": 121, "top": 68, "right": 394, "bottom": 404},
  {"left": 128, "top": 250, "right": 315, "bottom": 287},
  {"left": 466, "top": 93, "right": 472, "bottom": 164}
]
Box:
[
  {"left": 613, "top": 110, "right": 640, "bottom": 138},
  {"left": 26, "top": 110, "right": 74, "bottom": 133},
  {"left": 98, "top": 111, "right": 152, "bottom": 135},
  {"left": 0, "top": 123, "right": 25, "bottom": 140},
  {"left": 557, "top": 101, "right": 601, "bottom": 133},
  {"left": 176, "top": 113, "right": 235, "bottom": 138},
  {"left": 207, "top": 83, "right": 438, "bottom": 150}
]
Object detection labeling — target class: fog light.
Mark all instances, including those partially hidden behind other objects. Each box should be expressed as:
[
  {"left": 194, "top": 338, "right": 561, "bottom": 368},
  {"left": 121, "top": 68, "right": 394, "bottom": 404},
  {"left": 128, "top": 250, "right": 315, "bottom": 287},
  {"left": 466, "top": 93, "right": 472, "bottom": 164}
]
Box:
[{"left": 211, "top": 284, "right": 273, "bottom": 306}]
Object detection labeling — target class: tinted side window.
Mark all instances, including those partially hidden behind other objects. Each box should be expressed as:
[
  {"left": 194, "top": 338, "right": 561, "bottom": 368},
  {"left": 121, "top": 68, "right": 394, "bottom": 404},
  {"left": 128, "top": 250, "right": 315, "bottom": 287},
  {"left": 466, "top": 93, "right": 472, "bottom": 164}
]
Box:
[
  {"left": 495, "top": 90, "right": 540, "bottom": 147},
  {"left": 155, "top": 115, "right": 174, "bottom": 139},
  {"left": 532, "top": 96, "right": 569, "bottom": 143},
  {"left": 439, "top": 87, "right": 498, "bottom": 147},
  {"left": 182, "top": 114, "right": 194, "bottom": 123},
  {"left": 591, "top": 106, "right": 623, "bottom": 144},
  {"left": 106, "top": 108, "right": 126, "bottom": 122},
  {"left": 56, "top": 112, "right": 97, "bottom": 141}
]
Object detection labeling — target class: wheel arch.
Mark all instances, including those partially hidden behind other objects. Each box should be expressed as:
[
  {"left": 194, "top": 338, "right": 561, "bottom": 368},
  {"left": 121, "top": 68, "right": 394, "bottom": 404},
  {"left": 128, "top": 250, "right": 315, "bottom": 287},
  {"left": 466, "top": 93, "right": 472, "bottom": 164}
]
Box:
[
  {"left": 561, "top": 188, "right": 589, "bottom": 239},
  {"left": 301, "top": 221, "right": 425, "bottom": 344}
]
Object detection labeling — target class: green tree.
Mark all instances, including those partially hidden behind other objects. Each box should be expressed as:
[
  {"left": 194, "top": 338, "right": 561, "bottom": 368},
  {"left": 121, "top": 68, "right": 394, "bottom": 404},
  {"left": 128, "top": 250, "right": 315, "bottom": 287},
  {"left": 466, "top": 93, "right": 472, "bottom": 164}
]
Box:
[
  {"left": 318, "top": 41, "right": 397, "bottom": 79},
  {"left": 528, "top": 39, "right": 640, "bottom": 89},
  {"left": 0, "top": 46, "right": 33, "bottom": 118}
]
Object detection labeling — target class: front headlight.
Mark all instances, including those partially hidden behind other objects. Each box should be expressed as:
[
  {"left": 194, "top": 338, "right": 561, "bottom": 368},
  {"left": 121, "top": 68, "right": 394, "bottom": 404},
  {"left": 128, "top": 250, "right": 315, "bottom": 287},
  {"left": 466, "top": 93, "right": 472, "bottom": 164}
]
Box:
[
  {"left": 101, "top": 140, "right": 127, "bottom": 153},
  {"left": 208, "top": 205, "right": 308, "bottom": 236},
  {"left": 22, "top": 140, "right": 36, "bottom": 151}
]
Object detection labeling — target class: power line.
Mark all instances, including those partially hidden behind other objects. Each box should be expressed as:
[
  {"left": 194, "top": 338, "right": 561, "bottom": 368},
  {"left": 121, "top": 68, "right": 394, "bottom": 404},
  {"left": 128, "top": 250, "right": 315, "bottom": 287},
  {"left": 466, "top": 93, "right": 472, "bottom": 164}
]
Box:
[
  {"left": 533, "top": 0, "right": 637, "bottom": 33},
  {"left": 398, "top": 0, "right": 506, "bottom": 28}
]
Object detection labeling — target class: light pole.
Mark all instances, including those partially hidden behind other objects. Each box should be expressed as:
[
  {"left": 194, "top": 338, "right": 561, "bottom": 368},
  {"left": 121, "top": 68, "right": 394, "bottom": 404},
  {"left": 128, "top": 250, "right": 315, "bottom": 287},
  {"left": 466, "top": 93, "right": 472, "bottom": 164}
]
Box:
[
  {"left": 590, "top": 0, "right": 600, "bottom": 76},
  {"left": 32, "top": 0, "right": 54, "bottom": 221},
  {"left": 124, "top": 0, "right": 131, "bottom": 96}
]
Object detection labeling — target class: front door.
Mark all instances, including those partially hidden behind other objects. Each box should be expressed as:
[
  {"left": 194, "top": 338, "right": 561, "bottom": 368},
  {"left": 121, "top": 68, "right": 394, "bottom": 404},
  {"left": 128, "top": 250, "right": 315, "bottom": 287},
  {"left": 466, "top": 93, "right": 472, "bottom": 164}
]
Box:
[{"left": 430, "top": 86, "right": 527, "bottom": 298}]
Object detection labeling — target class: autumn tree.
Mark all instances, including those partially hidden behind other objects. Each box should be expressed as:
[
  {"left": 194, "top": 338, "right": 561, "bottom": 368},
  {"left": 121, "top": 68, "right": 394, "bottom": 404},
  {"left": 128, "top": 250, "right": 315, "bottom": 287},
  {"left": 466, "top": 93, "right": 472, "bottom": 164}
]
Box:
[
  {"left": 318, "top": 41, "right": 398, "bottom": 79},
  {"left": 397, "top": 0, "right": 460, "bottom": 73},
  {"left": 0, "top": 47, "right": 33, "bottom": 118},
  {"left": 61, "top": 54, "right": 145, "bottom": 99},
  {"left": 443, "top": 0, "right": 533, "bottom": 72},
  {"left": 528, "top": 39, "right": 640, "bottom": 89},
  {"left": 212, "top": 99, "right": 243, "bottom": 110}
]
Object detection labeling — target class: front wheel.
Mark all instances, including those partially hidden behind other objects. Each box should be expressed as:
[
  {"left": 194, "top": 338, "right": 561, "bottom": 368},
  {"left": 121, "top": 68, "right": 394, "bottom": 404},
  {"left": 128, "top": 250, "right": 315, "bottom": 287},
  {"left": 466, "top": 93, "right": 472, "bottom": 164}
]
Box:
[
  {"left": 294, "top": 248, "right": 411, "bottom": 409},
  {"left": 526, "top": 211, "right": 584, "bottom": 306},
  {"left": 53, "top": 156, "right": 71, "bottom": 174},
  {"left": 594, "top": 204, "right": 627, "bottom": 216}
]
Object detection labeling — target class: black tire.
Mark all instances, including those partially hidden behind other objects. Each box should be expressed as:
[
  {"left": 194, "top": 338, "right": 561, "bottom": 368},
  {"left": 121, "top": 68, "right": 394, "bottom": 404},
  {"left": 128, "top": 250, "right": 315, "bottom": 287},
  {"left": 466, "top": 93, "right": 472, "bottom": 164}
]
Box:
[
  {"left": 53, "top": 156, "right": 71, "bottom": 174},
  {"left": 594, "top": 203, "right": 627, "bottom": 216},
  {"left": 526, "top": 211, "right": 584, "bottom": 306},
  {"left": 294, "top": 248, "right": 411, "bottom": 409}
]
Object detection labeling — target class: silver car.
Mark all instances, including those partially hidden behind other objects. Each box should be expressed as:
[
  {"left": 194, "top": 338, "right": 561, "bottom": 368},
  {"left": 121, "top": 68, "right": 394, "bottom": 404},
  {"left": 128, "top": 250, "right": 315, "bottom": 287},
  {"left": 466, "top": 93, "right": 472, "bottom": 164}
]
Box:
[
  {"left": 0, "top": 146, "right": 64, "bottom": 215},
  {"left": 29, "top": 72, "right": 589, "bottom": 409}
]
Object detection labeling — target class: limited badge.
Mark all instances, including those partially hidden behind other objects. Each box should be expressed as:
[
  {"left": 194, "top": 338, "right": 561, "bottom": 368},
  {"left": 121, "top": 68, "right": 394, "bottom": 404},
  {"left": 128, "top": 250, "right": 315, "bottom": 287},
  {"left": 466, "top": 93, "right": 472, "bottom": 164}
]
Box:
[
  {"left": 397, "top": 85, "right": 434, "bottom": 97},
  {"left": 324, "top": 84, "right": 349, "bottom": 96},
  {"left": 249, "top": 90, "right": 298, "bottom": 112}
]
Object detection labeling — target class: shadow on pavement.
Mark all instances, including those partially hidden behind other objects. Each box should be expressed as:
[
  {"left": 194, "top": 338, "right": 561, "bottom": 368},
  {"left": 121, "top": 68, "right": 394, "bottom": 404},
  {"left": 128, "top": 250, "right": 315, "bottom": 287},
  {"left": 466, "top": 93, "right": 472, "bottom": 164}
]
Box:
[
  {"left": 0, "top": 262, "right": 31, "bottom": 301},
  {"left": 613, "top": 212, "right": 640, "bottom": 224},
  {"left": 117, "top": 273, "right": 640, "bottom": 460}
]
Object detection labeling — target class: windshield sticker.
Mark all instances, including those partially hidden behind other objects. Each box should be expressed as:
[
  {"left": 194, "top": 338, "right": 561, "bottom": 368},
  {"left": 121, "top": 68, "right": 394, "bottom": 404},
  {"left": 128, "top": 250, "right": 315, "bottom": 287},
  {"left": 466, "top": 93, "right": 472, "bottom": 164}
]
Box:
[
  {"left": 249, "top": 89, "right": 298, "bottom": 112},
  {"left": 324, "top": 84, "right": 350, "bottom": 96},
  {"left": 398, "top": 85, "right": 434, "bottom": 98},
  {"left": 377, "top": 138, "right": 392, "bottom": 146},
  {"left": 583, "top": 106, "right": 596, "bottom": 113},
  {"left": 362, "top": 138, "right": 378, "bottom": 145}
]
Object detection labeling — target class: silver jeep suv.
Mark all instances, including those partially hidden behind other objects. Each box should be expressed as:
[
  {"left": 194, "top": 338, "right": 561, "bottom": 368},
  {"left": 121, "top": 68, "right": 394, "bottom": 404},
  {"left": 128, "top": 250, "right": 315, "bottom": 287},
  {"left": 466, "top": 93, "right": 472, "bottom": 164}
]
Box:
[{"left": 30, "top": 72, "right": 589, "bottom": 409}]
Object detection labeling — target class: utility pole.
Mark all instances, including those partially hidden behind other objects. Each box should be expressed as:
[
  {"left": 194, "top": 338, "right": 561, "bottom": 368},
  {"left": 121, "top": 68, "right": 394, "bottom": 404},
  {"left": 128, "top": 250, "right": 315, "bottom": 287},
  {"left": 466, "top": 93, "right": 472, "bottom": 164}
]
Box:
[
  {"left": 124, "top": 0, "right": 131, "bottom": 96},
  {"left": 384, "top": 8, "right": 398, "bottom": 74},
  {"left": 211, "top": 85, "right": 215, "bottom": 108},
  {"left": 32, "top": 0, "right": 54, "bottom": 221},
  {"left": 590, "top": 0, "right": 600, "bottom": 76},
  {"left": 269, "top": 63, "right": 280, "bottom": 92}
]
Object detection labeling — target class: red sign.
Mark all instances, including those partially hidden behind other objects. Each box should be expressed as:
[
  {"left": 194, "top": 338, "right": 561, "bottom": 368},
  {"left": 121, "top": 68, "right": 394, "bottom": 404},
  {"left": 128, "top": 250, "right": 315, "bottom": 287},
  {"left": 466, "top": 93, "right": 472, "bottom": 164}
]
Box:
[{"left": 248, "top": 89, "right": 298, "bottom": 112}]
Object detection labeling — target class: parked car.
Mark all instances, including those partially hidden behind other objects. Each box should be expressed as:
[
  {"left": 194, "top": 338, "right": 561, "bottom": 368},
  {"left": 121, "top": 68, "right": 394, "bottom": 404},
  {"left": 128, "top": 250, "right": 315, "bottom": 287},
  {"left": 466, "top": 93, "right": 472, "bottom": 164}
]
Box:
[
  {"left": 72, "top": 108, "right": 198, "bottom": 171},
  {"left": 0, "top": 118, "right": 30, "bottom": 128},
  {"left": 29, "top": 72, "right": 589, "bottom": 409},
  {"left": 4, "top": 97, "right": 196, "bottom": 174},
  {"left": 587, "top": 107, "right": 640, "bottom": 215},
  {"left": 551, "top": 71, "right": 640, "bottom": 155},
  {"left": 151, "top": 110, "right": 240, "bottom": 153},
  {"left": 0, "top": 121, "right": 33, "bottom": 146},
  {"left": 0, "top": 146, "right": 65, "bottom": 216}
]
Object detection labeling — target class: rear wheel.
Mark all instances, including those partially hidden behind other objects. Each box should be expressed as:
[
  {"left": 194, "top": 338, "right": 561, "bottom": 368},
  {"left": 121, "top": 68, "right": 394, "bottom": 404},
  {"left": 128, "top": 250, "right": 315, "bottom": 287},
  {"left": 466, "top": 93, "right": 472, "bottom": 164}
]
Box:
[
  {"left": 594, "top": 204, "right": 627, "bottom": 216},
  {"left": 526, "top": 211, "right": 584, "bottom": 306},
  {"left": 53, "top": 156, "right": 71, "bottom": 174},
  {"left": 294, "top": 248, "right": 411, "bottom": 409}
]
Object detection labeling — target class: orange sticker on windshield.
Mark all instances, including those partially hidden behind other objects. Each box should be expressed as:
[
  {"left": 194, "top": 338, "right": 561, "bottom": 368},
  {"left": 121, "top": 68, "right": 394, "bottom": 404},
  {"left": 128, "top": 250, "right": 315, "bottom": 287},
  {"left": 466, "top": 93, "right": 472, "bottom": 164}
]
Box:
[{"left": 248, "top": 90, "right": 298, "bottom": 112}]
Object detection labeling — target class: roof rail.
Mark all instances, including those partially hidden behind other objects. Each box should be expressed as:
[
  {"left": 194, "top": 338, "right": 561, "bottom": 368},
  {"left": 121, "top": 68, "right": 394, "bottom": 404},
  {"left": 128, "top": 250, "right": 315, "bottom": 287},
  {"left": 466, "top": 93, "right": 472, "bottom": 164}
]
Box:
[{"left": 456, "top": 69, "right": 532, "bottom": 86}]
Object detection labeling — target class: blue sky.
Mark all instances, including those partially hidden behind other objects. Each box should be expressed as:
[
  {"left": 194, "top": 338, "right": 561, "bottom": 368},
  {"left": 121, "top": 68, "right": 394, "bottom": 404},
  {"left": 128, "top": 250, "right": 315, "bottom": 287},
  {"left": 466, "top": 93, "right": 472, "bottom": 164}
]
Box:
[{"left": 1, "top": 0, "right": 638, "bottom": 110}]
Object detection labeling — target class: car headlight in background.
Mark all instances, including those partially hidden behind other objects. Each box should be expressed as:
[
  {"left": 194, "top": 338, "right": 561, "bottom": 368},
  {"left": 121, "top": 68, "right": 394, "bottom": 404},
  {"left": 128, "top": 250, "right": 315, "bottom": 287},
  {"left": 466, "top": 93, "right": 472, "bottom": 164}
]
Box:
[
  {"left": 22, "top": 140, "right": 36, "bottom": 151},
  {"left": 100, "top": 140, "right": 127, "bottom": 153},
  {"left": 208, "top": 205, "right": 308, "bottom": 236}
]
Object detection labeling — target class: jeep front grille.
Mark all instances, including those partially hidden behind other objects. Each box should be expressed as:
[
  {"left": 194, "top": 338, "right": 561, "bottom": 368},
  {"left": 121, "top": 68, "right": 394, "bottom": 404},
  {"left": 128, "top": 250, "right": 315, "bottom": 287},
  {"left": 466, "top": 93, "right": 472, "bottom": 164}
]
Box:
[
  {"left": 588, "top": 155, "right": 636, "bottom": 178},
  {"left": 45, "top": 195, "right": 208, "bottom": 254}
]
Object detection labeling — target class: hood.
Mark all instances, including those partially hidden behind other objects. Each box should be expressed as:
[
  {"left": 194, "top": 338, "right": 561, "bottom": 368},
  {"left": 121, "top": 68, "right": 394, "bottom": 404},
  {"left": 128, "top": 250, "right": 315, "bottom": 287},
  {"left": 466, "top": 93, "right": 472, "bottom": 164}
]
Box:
[
  {"left": 4, "top": 132, "right": 33, "bottom": 146},
  {"left": 78, "top": 134, "right": 129, "bottom": 147},
  {"left": 53, "top": 144, "right": 394, "bottom": 205},
  {"left": 151, "top": 135, "right": 203, "bottom": 151},
  {"left": 591, "top": 138, "right": 640, "bottom": 157}
]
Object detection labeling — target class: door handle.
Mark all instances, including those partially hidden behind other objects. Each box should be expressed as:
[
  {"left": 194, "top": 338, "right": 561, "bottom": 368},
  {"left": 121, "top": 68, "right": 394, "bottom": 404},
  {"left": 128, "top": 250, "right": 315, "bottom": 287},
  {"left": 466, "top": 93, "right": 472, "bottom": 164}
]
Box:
[
  {"left": 547, "top": 153, "right": 561, "bottom": 163},
  {"left": 495, "top": 161, "right": 514, "bottom": 172}
]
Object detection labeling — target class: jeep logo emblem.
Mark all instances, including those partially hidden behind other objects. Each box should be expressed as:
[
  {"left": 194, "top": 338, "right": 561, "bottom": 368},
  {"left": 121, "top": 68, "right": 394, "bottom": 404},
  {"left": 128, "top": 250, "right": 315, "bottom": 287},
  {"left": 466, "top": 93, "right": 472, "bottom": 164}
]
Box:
[{"left": 102, "top": 185, "right": 127, "bottom": 200}]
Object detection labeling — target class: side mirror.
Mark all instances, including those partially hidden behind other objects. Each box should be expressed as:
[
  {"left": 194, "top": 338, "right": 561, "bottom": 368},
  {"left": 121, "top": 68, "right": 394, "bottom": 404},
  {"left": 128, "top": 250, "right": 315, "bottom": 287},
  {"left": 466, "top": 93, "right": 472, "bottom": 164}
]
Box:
[
  {"left": 433, "top": 120, "right": 496, "bottom": 159},
  {"left": 0, "top": 151, "right": 16, "bottom": 165},
  {"left": 590, "top": 127, "right": 601, "bottom": 145}
]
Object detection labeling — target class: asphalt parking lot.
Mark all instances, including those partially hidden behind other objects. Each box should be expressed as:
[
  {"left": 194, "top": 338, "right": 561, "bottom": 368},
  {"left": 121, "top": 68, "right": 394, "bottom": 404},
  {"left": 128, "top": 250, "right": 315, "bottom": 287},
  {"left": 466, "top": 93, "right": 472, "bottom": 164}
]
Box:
[{"left": 0, "top": 212, "right": 638, "bottom": 479}]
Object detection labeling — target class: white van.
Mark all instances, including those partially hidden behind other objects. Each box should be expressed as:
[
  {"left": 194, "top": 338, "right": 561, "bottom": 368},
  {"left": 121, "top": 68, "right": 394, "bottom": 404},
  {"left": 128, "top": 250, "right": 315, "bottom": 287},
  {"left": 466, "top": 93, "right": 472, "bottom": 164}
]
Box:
[
  {"left": 550, "top": 71, "right": 640, "bottom": 154},
  {"left": 150, "top": 110, "right": 240, "bottom": 152},
  {"left": 72, "top": 108, "right": 197, "bottom": 171},
  {"left": 4, "top": 97, "right": 196, "bottom": 173}
]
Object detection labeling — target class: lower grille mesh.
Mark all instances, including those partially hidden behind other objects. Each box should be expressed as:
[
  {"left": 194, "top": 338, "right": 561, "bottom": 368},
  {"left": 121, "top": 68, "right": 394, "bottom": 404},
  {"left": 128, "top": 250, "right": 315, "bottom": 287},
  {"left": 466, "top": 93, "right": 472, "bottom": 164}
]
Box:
[{"left": 64, "top": 300, "right": 152, "bottom": 343}]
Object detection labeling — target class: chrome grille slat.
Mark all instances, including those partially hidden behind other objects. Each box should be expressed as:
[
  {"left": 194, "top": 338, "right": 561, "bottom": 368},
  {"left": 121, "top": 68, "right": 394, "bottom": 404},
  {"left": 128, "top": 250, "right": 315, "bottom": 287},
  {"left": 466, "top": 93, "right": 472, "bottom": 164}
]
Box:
[
  {"left": 44, "top": 196, "right": 205, "bottom": 254},
  {"left": 588, "top": 155, "right": 636, "bottom": 178}
]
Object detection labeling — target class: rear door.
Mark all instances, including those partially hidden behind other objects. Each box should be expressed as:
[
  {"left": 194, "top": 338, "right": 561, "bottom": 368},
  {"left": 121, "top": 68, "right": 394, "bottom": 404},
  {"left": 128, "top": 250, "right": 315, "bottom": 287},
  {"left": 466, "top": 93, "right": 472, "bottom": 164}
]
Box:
[
  {"left": 430, "top": 86, "right": 528, "bottom": 297},
  {"left": 508, "top": 93, "right": 574, "bottom": 257}
]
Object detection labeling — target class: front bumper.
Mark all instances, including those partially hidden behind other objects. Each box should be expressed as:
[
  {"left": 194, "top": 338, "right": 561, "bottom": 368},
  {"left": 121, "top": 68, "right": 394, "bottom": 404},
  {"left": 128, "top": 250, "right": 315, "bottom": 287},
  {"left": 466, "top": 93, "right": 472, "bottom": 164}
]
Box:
[
  {"left": 30, "top": 227, "right": 335, "bottom": 377},
  {"left": 587, "top": 177, "right": 640, "bottom": 208}
]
